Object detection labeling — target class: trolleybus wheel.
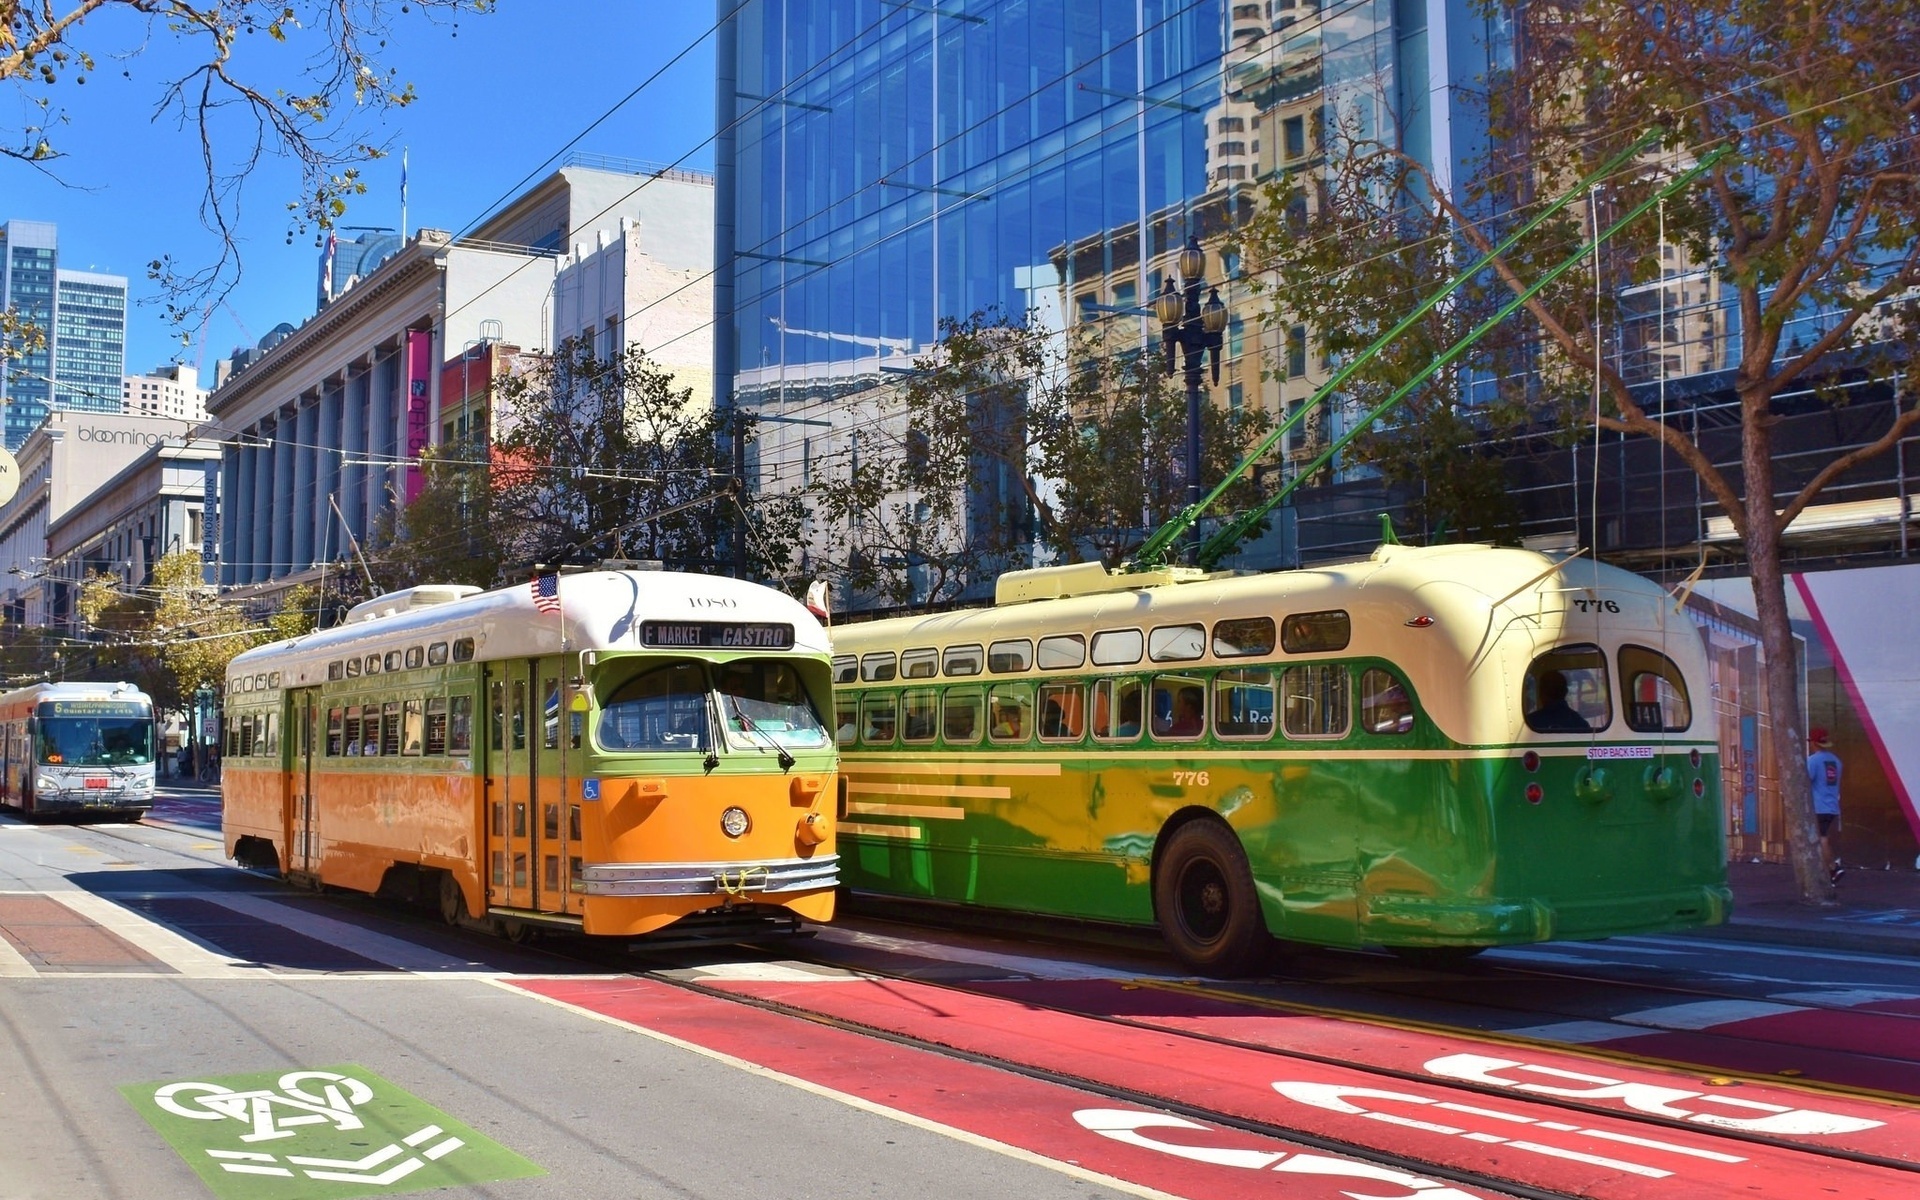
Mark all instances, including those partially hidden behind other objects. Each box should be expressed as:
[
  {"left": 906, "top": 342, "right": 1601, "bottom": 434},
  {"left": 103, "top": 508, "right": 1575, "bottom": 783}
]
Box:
[
  {"left": 436, "top": 872, "right": 465, "bottom": 927},
  {"left": 1389, "top": 945, "right": 1486, "bottom": 968},
  {"left": 1154, "top": 821, "right": 1269, "bottom": 977}
]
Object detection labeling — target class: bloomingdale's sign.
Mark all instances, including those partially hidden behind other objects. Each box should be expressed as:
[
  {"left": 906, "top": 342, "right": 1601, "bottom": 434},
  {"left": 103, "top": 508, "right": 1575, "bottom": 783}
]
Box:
[{"left": 74, "top": 426, "right": 181, "bottom": 447}]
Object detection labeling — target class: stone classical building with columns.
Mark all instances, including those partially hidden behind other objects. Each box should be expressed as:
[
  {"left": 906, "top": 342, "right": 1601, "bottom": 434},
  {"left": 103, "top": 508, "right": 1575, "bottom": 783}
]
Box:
[{"left": 205, "top": 158, "right": 714, "bottom": 594}]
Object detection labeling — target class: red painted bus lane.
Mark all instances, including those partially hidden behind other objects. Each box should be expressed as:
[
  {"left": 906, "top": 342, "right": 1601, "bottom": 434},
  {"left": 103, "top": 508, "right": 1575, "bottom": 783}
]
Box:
[
  {"left": 509, "top": 978, "right": 1511, "bottom": 1200},
  {"left": 698, "top": 976, "right": 1911, "bottom": 1200}
]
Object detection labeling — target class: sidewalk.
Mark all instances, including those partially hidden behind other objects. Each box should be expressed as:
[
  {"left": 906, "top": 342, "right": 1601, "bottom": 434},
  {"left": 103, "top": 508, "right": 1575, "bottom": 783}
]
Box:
[{"left": 1677, "top": 859, "right": 1920, "bottom": 957}]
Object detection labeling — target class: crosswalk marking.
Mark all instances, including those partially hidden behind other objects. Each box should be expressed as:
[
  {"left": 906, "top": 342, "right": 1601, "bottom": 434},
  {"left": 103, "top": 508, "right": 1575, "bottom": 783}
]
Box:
[
  {"left": 49, "top": 890, "right": 257, "bottom": 979},
  {"left": 1615, "top": 1000, "right": 1811, "bottom": 1030},
  {"left": 196, "top": 893, "right": 482, "bottom": 974},
  {"left": 0, "top": 929, "right": 35, "bottom": 977}
]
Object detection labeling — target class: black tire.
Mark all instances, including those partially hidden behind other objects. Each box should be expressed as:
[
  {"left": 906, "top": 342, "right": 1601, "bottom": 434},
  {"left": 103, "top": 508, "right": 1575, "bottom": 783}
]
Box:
[
  {"left": 1389, "top": 945, "right": 1487, "bottom": 968},
  {"left": 437, "top": 872, "right": 466, "bottom": 927},
  {"left": 1154, "top": 820, "right": 1270, "bottom": 977}
]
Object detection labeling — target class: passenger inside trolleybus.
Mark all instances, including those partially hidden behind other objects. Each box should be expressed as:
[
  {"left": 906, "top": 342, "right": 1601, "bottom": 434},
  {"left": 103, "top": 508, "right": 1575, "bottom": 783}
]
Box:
[{"left": 1525, "top": 669, "right": 1595, "bottom": 733}]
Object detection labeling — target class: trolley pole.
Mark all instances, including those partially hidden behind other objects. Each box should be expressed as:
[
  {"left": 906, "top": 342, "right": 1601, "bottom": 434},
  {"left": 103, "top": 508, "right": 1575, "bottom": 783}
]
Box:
[{"left": 1155, "top": 236, "right": 1228, "bottom": 566}]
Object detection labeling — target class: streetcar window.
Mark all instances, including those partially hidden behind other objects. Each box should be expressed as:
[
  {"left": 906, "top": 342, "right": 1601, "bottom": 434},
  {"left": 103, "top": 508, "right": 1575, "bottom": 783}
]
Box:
[
  {"left": 1361, "top": 668, "right": 1415, "bottom": 735},
  {"left": 1282, "top": 610, "right": 1351, "bottom": 654},
  {"left": 1148, "top": 625, "right": 1205, "bottom": 663},
  {"left": 510, "top": 681, "right": 526, "bottom": 750},
  {"left": 543, "top": 678, "right": 561, "bottom": 749},
  {"left": 988, "top": 639, "right": 1033, "bottom": 673},
  {"left": 490, "top": 681, "right": 505, "bottom": 751},
  {"left": 860, "top": 652, "right": 898, "bottom": 682},
  {"left": 326, "top": 708, "right": 344, "bottom": 756},
  {"left": 343, "top": 706, "right": 362, "bottom": 755},
  {"left": 1281, "top": 663, "right": 1351, "bottom": 739},
  {"left": 832, "top": 656, "right": 858, "bottom": 685},
  {"left": 366, "top": 654, "right": 380, "bottom": 675},
  {"left": 423, "top": 698, "right": 446, "bottom": 756},
  {"left": 405, "top": 646, "right": 425, "bottom": 670},
  {"left": 448, "top": 695, "right": 473, "bottom": 754},
  {"left": 1523, "top": 645, "right": 1610, "bottom": 734},
  {"left": 268, "top": 672, "right": 280, "bottom": 689},
  {"left": 942, "top": 690, "right": 983, "bottom": 743},
  {"left": 452, "top": 638, "right": 476, "bottom": 663},
  {"left": 1091, "top": 628, "right": 1143, "bottom": 666},
  {"left": 345, "top": 657, "right": 361, "bottom": 678},
  {"left": 596, "top": 663, "right": 711, "bottom": 753},
  {"left": 1037, "top": 634, "right": 1086, "bottom": 670},
  {"left": 900, "top": 648, "right": 939, "bottom": 679},
  {"left": 713, "top": 660, "right": 832, "bottom": 752},
  {"left": 835, "top": 696, "right": 856, "bottom": 746},
  {"left": 1092, "top": 678, "right": 1144, "bottom": 741},
  {"left": 1619, "top": 646, "right": 1691, "bottom": 732},
  {"left": 382, "top": 701, "right": 402, "bottom": 756},
  {"left": 252, "top": 713, "right": 269, "bottom": 757},
  {"left": 1037, "top": 682, "right": 1085, "bottom": 741},
  {"left": 1151, "top": 677, "right": 1207, "bottom": 739},
  {"left": 328, "top": 661, "right": 343, "bottom": 681},
  {"left": 861, "top": 694, "right": 898, "bottom": 744},
  {"left": 1213, "top": 617, "right": 1276, "bottom": 658},
  {"left": 428, "top": 642, "right": 450, "bottom": 666},
  {"left": 942, "top": 644, "right": 984, "bottom": 677},
  {"left": 384, "top": 651, "right": 402, "bottom": 673},
  {"left": 227, "top": 722, "right": 241, "bottom": 758},
  {"left": 988, "top": 684, "right": 1033, "bottom": 742},
  {"left": 1214, "top": 669, "right": 1276, "bottom": 739},
  {"left": 239, "top": 714, "right": 254, "bottom": 757},
  {"left": 402, "top": 699, "right": 425, "bottom": 755},
  {"left": 900, "top": 690, "right": 938, "bottom": 743},
  {"left": 256, "top": 674, "right": 268, "bottom": 690}
]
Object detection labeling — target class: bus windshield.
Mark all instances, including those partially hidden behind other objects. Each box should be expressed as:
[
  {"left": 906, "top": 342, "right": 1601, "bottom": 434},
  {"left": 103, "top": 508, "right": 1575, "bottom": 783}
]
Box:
[
  {"left": 712, "top": 660, "right": 832, "bottom": 752},
  {"left": 35, "top": 701, "right": 153, "bottom": 766}
]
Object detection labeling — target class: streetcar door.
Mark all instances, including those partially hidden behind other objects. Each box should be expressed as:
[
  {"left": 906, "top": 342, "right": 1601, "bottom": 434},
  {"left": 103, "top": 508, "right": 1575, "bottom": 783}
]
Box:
[
  {"left": 532, "top": 666, "right": 569, "bottom": 916},
  {"left": 486, "top": 660, "right": 537, "bottom": 910},
  {"left": 287, "top": 688, "right": 321, "bottom": 875}
]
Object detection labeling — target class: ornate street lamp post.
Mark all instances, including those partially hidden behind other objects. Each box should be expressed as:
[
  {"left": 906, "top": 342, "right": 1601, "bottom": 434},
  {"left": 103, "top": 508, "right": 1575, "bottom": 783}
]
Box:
[{"left": 1157, "top": 236, "right": 1230, "bottom": 563}]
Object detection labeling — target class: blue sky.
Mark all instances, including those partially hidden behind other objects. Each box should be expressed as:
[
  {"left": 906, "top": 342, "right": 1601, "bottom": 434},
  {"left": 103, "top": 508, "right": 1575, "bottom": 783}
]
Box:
[{"left": 5, "top": 1, "right": 718, "bottom": 376}]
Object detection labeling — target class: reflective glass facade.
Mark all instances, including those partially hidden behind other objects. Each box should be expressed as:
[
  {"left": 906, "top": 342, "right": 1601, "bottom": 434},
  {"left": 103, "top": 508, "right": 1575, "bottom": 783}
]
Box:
[
  {"left": 0, "top": 221, "right": 129, "bottom": 449},
  {"left": 54, "top": 274, "right": 129, "bottom": 416},
  {"left": 715, "top": 0, "right": 1491, "bottom": 569}
]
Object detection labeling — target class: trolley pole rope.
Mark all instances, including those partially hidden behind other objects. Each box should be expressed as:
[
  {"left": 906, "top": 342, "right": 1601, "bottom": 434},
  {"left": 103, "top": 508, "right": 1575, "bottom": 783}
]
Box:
[
  {"left": 1195, "top": 145, "right": 1730, "bottom": 570},
  {"left": 1128, "top": 127, "right": 1669, "bottom": 571}
]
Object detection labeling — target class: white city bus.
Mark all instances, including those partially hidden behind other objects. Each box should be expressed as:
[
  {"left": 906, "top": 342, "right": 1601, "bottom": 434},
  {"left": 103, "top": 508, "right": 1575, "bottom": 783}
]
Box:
[{"left": 0, "top": 681, "right": 158, "bottom": 819}]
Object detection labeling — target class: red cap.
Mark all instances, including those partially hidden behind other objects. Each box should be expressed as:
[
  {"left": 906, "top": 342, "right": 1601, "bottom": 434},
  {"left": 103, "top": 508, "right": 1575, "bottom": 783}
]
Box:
[{"left": 1810, "top": 727, "right": 1832, "bottom": 748}]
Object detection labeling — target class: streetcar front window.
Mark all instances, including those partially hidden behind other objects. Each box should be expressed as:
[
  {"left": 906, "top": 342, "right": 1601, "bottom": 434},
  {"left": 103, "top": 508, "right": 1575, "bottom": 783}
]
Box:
[
  {"left": 34, "top": 709, "right": 153, "bottom": 766},
  {"left": 597, "top": 662, "right": 712, "bottom": 753},
  {"left": 1524, "top": 645, "right": 1611, "bottom": 734},
  {"left": 713, "top": 660, "right": 832, "bottom": 752}
]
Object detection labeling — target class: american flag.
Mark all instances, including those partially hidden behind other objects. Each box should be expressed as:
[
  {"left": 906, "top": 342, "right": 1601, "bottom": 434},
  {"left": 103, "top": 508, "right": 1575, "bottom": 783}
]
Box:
[{"left": 531, "top": 572, "right": 561, "bottom": 614}]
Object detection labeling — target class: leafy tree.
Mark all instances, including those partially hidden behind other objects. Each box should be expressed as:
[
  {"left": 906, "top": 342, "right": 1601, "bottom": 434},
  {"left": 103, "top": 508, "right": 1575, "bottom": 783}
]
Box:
[
  {"left": 2, "top": 0, "right": 493, "bottom": 323},
  {"left": 149, "top": 549, "right": 258, "bottom": 702},
  {"left": 365, "top": 443, "right": 504, "bottom": 591},
  {"left": 807, "top": 310, "right": 1274, "bottom": 608},
  {"left": 1239, "top": 0, "right": 1920, "bottom": 904}
]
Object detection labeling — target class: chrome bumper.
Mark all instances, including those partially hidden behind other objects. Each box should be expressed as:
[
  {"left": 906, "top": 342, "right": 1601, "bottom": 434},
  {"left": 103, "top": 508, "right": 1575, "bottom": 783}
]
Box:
[{"left": 576, "top": 855, "right": 839, "bottom": 897}]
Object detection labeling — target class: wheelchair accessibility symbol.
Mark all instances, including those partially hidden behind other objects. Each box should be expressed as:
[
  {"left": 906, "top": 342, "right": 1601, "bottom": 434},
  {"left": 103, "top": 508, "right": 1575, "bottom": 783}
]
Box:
[{"left": 124, "top": 1064, "right": 541, "bottom": 1198}]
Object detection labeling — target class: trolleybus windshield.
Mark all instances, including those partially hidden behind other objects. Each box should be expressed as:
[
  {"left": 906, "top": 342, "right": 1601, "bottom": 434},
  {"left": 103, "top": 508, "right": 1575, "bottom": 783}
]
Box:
[{"left": 35, "top": 701, "right": 153, "bottom": 766}]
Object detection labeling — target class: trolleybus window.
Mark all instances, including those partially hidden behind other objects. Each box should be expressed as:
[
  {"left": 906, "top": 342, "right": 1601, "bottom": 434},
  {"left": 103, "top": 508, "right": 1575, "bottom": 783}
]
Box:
[
  {"left": 832, "top": 656, "right": 857, "bottom": 684},
  {"left": 1619, "top": 646, "right": 1692, "bottom": 732},
  {"left": 1037, "top": 682, "right": 1085, "bottom": 740},
  {"left": 403, "top": 699, "right": 425, "bottom": 755},
  {"left": 1093, "top": 678, "right": 1144, "bottom": 740},
  {"left": 1281, "top": 610, "right": 1351, "bottom": 654},
  {"left": 901, "top": 648, "right": 938, "bottom": 679},
  {"left": 943, "top": 690, "right": 983, "bottom": 743},
  {"left": 448, "top": 695, "right": 473, "bottom": 754},
  {"left": 900, "top": 689, "right": 938, "bottom": 743},
  {"left": 1151, "top": 677, "right": 1207, "bottom": 739},
  {"left": 33, "top": 702, "right": 153, "bottom": 765},
  {"left": 1213, "top": 617, "right": 1277, "bottom": 658},
  {"left": 406, "top": 647, "right": 425, "bottom": 670},
  {"left": 1091, "top": 629, "right": 1144, "bottom": 666},
  {"left": 1214, "top": 669, "right": 1275, "bottom": 738},
  {"left": 860, "top": 652, "right": 898, "bottom": 682},
  {"left": 988, "top": 684, "right": 1032, "bottom": 741},
  {"left": 1037, "top": 634, "right": 1086, "bottom": 670},
  {"left": 943, "top": 644, "right": 984, "bottom": 676},
  {"left": 327, "top": 708, "right": 344, "bottom": 756},
  {"left": 452, "top": 637, "right": 475, "bottom": 663},
  {"left": 861, "top": 694, "right": 898, "bottom": 744},
  {"left": 428, "top": 642, "right": 449, "bottom": 666},
  {"left": 1361, "top": 668, "right": 1415, "bottom": 734},
  {"left": 1281, "top": 664, "right": 1351, "bottom": 738},
  {"left": 1149, "top": 625, "right": 1205, "bottom": 662},
  {"left": 1524, "top": 646, "right": 1610, "bottom": 734},
  {"left": 713, "top": 661, "right": 832, "bottom": 751},
  {"left": 597, "top": 663, "right": 712, "bottom": 752},
  {"left": 988, "top": 640, "right": 1033, "bottom": 673}
]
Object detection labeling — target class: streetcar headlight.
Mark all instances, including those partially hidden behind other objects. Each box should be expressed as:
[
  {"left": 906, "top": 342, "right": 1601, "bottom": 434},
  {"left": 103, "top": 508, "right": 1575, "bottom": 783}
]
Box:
[{"left": 721, "top": 806, "right": 751, "bottom": 838}]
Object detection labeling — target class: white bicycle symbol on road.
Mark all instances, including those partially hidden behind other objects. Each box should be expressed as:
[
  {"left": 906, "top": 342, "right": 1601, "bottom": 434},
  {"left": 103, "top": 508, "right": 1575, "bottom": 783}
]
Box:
[{"left": 156, "top": 1070, "right": 374, "bottom": 1142}]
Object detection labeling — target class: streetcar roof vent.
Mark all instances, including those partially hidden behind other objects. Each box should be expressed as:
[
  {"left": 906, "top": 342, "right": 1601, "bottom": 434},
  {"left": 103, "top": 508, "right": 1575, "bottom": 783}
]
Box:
[
  {"left": 994, "top": 561, "right": 1204, "bottom": 605},
  {"left": 344, "top": 584, "right": 483, "bottom": 624}
]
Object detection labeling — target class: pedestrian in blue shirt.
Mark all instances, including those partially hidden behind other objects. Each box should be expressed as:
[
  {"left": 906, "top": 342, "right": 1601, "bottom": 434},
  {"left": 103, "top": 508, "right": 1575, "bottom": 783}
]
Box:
[{"left": 1806, "top": 728, "right": 1843, "bottom": 884}]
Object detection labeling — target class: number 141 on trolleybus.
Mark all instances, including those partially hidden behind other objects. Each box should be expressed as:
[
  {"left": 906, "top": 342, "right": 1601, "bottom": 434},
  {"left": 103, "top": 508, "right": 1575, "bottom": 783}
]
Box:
[{"left": 221, "top": 570, "right": 840, "bottom": 943}]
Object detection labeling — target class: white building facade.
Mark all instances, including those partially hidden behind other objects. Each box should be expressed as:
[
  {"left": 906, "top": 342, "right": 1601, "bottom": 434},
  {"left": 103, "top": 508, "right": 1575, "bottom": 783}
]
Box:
[{"left": 124, "top": 363, "right": 209, "bottom": 422}]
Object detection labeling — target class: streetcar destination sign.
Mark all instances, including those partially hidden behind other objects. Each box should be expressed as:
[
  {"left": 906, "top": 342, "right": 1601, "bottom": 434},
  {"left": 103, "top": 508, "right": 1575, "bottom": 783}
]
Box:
[{"left": 640, "top": 620, "right": 794, "bottom": 649}]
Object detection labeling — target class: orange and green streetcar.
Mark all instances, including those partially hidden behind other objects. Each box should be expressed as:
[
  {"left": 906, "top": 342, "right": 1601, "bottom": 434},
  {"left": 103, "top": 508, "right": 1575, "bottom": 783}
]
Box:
[
  {"left": 830, "top": 543, "right": 1730, "bottom": 975},
  {"left": 222, "top": 569, "right": 839, "bottom": 942}
]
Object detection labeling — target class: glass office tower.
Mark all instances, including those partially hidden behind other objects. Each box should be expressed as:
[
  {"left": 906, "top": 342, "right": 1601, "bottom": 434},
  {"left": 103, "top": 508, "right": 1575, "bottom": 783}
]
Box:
[
  {"left": 715, "top": 0, "right": 1493, "bottom": 588},
  {"left": 0, "top": 220, "right": 129, "bottom": 449}
]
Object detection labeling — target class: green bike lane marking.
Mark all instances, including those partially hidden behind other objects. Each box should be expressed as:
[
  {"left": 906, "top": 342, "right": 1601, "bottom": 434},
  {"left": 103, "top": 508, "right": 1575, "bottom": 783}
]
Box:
[{"left": 121, "top": 1064, "right": 542, "bottom": 1198}]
